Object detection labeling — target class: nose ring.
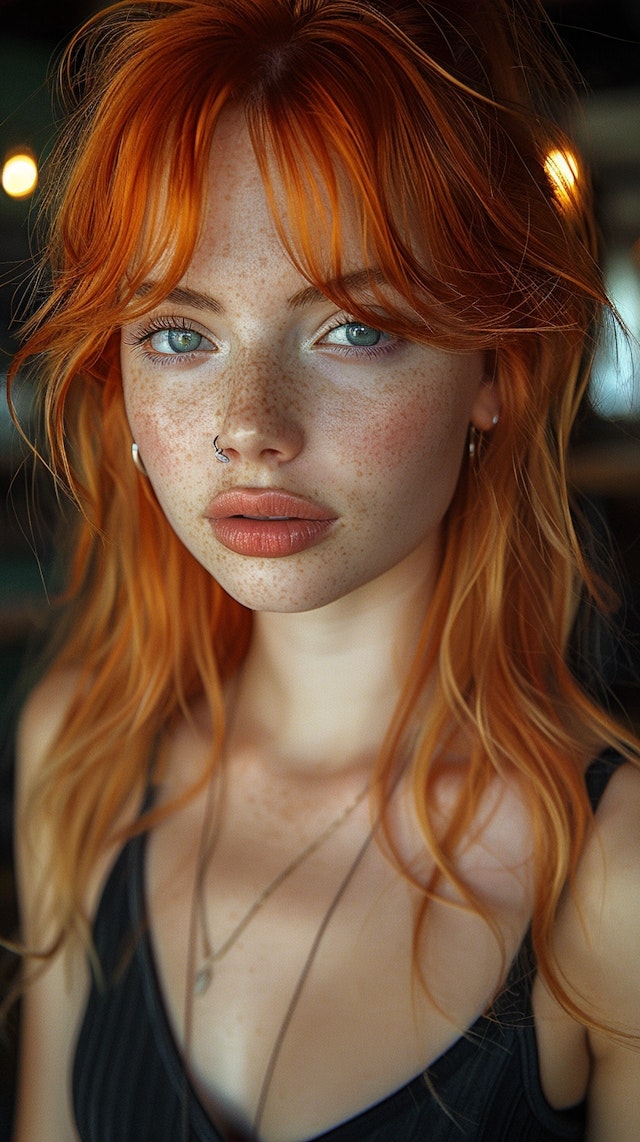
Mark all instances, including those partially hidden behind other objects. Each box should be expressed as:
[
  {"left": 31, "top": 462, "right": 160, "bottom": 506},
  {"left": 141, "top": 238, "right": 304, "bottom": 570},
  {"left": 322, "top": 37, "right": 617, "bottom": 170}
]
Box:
[{"left": 213, "top": 435, "right": 230, "bottom": 464}]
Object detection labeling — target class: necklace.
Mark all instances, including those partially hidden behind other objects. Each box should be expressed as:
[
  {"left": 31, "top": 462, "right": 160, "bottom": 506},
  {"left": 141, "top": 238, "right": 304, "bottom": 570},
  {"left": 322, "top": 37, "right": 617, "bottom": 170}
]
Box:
[{"left": 194, "top": 780, "right": 370, "bottom": 996}]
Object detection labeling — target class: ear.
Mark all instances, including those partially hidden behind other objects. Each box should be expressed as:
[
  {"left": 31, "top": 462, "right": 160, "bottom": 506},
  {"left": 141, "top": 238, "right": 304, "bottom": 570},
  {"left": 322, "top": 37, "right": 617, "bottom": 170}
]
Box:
[{"left": 470, "top": 379, "right": 501, "bottom": 432}]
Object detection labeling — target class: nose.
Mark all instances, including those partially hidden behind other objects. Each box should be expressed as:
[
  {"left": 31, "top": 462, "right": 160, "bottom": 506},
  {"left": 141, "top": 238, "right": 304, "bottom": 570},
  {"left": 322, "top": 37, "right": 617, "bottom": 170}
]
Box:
[{"left": 215, "top": 350, "right": 305, "bottom": 466}]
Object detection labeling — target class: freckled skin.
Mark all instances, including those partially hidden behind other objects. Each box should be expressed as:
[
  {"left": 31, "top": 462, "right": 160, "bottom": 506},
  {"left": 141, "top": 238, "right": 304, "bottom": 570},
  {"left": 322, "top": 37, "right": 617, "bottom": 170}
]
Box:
[{"left": 121, "top": 110, "right": 500, "bottom": 615}]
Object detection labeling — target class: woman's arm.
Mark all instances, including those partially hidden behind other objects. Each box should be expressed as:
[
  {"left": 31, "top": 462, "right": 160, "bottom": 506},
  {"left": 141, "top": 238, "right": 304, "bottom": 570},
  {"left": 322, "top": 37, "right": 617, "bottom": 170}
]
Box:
[
  {"left": 12, "top": 672, "right": 88, "bottom": 1142},
  {"left": 12, "top": 951, "right": 85, "bottom": 1141}
]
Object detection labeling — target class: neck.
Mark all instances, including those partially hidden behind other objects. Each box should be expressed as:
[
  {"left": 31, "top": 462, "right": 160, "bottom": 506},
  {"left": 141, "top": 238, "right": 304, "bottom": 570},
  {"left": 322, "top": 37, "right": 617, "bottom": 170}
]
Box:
[{"left": 231, "top": 552, "right": 435, "bottom": 778}]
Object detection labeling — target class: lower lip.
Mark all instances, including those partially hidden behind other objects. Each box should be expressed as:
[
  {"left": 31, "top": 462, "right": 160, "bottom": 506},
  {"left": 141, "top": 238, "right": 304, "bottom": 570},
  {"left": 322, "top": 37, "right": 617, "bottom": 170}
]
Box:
[{"left": 209, "top": 517, "right": 335, "bottom": 557}]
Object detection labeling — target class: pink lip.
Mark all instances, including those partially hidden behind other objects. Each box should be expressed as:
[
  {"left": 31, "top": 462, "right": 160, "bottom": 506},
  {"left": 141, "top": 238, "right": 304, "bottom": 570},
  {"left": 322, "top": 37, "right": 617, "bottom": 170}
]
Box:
[{"left": 205, "top": 489, "right": 337, "bottom": 557}]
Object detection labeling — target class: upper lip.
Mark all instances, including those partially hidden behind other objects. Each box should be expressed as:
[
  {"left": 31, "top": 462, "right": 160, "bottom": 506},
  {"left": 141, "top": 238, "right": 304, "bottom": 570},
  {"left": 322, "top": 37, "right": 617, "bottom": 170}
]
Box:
[{"left": 205, "top": 488, "right": 336, "bottom": 521}]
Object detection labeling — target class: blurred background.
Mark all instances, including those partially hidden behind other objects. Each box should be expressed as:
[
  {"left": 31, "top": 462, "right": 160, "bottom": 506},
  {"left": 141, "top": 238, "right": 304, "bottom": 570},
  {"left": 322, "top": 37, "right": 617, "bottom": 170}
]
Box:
[{"left": 0, "top": 0, "right": 639, "bottom": 1134}]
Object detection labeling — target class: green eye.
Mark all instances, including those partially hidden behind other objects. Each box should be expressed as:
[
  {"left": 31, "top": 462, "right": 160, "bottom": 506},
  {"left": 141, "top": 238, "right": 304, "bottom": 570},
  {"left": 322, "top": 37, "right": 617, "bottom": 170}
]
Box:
[
  {"left": 130, "top": 318, "right": 215, "bottom": 362},
  {"left": 322, "top": 322, "right": 388, "bottom": 350},
  {"left": 165, "top": 328, "right": 203, "bottom": 353},
  {"left": 344, "top": 323, "right": 382, "bottom": 346}
]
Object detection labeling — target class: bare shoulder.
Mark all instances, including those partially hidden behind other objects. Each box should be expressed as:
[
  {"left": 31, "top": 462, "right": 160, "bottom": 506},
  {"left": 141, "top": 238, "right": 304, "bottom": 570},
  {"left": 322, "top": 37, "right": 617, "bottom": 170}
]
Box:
[
  {"left": 15, "top": 668, "right": 85, "bottom": 921},
  {"left": 15, "top": 669, "right": 83, "bottom": 880},
  {"left": 555, "top": 762, "right": 640, "bottom": 1018},
  {"left": 553, "top": 762, "right": 640, "bottom": 1140},
  {"left": 16, "top": 667, "right": 82, "bottom": 792},
  {"left": 15, "top": 664, "right": 141, "bottom": 921},
  {"left": 562, "top": 762, "right": 640, "bottom": 987}
]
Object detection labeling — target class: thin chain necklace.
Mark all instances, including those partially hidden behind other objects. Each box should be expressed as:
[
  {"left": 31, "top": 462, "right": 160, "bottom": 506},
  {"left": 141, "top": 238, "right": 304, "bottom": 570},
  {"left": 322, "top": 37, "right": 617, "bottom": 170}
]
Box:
[{"left": 194, "top": 779, "right": 370, "bottom": 996}]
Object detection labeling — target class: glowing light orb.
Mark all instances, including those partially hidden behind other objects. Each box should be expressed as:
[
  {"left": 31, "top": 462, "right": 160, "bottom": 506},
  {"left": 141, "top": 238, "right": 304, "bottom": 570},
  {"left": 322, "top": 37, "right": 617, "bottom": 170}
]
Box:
[{"left": 2, "top": 152, "right": 38, "bottom": 198}]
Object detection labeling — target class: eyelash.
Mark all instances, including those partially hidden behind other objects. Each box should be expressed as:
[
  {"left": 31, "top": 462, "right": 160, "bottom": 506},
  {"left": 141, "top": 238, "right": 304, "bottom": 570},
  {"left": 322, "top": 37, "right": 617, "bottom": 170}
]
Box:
[{"left": 123, "top": 313, "right": 400, "bottom": 365}]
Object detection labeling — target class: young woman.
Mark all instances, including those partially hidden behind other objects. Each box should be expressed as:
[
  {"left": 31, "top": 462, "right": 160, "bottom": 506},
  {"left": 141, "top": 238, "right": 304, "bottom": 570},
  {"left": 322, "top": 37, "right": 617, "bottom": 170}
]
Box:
[{"left": 8, "top": 1, "right": 640, "bottom": 1139}]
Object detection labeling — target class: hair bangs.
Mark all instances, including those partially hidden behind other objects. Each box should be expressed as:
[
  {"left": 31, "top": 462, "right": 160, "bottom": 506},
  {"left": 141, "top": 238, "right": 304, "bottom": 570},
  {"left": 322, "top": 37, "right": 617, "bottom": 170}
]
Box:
[{"left": 232, "top": 1, "right": 601, "bottom": 357}]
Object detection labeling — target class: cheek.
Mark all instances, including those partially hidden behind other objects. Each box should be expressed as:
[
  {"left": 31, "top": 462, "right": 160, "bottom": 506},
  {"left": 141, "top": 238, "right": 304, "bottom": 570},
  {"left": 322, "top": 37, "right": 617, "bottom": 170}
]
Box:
[
  {"left": 366, "top": 404, "right": 417, "bottom": 458},
  {"left": 123, "top": 366, "right": 196, "bottom": 473},
  {"left": 351, "top": 386, "right": 468, "bottom": 477},
  {"left": 135, "top": 414, "right": 185, "bottom": 472},
  {"left": 370, "top": 351, "right": 483, "bottom": 463}
]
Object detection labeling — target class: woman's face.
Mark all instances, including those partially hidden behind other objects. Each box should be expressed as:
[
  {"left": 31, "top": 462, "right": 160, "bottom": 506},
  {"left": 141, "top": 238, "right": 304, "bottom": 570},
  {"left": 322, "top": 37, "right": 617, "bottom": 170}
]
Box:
[{"left": 120, "top": 111, "right": 499, "bottom": 614}]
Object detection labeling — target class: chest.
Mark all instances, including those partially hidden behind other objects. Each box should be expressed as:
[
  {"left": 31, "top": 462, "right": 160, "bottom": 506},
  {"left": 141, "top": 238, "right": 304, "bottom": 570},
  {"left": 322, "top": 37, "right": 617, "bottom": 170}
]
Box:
[{"left": 144, "top": 798, "right": 537, "bottom": 1141}]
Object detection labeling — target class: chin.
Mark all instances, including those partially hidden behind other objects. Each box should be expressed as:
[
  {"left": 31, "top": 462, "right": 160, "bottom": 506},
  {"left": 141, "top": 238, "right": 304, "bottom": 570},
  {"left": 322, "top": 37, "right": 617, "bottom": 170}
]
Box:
[{"left": 205, "top": 559, "right": 359, "bottom": 615}]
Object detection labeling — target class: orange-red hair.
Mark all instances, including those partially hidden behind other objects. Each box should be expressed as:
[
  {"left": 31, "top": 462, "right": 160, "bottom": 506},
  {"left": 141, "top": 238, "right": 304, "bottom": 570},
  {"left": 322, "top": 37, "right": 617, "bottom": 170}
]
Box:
[{"left": 8, "top": 0, "right": 639, "bottom": 1028}]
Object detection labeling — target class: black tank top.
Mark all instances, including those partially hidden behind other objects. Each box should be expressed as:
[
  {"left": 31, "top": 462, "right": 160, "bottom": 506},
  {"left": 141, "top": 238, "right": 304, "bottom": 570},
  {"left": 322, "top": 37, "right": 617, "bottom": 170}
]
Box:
[{"left": 72, "top": 754, "right": 622, "bottom": 1141}]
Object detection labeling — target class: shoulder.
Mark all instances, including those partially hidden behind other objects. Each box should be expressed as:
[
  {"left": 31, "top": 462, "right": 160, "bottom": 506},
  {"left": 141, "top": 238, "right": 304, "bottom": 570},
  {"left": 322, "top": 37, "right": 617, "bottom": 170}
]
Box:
[
  {"left": 555, "top": 762, "right": 640, "bottom": 1017},
  {"left": 15, "top": 665, "right": 143, "bottom": 920},
  {"left": 566, "top": 762, "right": 640, "bottom": 986},
  {"left": 553, "top": 761, "right": 640, "bottom": 1138},
  {"left": 15, "top": 670, "right": 83, "bottom": 874},
  {"left": 15, "top": 669, "right": 84, "bottom": 911},
  {"left": 588, "top": 762, "right": 640, "bottom": 1020},
  {"left": 16, "top": 664, "right": 84, "bottom": 752},
  {"left": 16, "top": 667, "right": 83, "bottom": 797}
]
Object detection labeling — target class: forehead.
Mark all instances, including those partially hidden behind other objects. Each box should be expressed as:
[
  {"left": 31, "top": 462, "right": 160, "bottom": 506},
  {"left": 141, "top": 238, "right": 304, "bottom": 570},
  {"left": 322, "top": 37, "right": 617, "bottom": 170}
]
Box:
[{"left": 198, "top": 108, "right": 370, "bottom": 270}]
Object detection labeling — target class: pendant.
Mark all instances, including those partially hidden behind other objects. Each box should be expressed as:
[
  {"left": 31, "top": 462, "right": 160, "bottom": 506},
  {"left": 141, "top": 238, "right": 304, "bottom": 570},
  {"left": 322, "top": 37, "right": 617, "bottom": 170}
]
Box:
[{"left": 194, "top": 964, "right": 213, "bottom": 996}]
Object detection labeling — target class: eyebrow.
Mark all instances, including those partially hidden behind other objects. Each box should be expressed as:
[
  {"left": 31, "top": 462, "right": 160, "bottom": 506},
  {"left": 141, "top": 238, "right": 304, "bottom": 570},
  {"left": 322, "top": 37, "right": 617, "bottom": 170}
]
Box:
[
  {"left": 134, "top": 269, "right": 389, "bottom": 315},
  {"left": 287, "top": 268, "right": 388, "bottom": 310},
  {"left": 133, "top": 283, "right": 224, "bottom": 314}
]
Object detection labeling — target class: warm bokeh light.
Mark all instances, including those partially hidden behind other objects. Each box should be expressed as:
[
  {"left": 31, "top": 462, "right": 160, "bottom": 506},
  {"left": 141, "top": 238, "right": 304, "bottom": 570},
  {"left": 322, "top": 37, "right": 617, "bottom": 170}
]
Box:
[
  {"left": 2, "top": 152, "right": 38, "bottom": 198},
  {"left": 544, "top": 148, "right": 579, "bottom": 209}
]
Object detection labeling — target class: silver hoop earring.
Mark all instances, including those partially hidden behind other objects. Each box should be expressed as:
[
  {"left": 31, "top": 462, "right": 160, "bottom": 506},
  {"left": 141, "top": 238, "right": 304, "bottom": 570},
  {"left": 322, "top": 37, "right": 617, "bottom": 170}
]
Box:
[
  {"left": 131, "top": 442, "right": 148, "bottom": 476},
  {"left": 213, "top": 435, "right": 230, "bottom": 464}
]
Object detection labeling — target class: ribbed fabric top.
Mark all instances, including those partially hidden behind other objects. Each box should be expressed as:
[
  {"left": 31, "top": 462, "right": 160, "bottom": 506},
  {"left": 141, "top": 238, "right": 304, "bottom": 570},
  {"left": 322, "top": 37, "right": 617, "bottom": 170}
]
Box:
[{"left": 72, "top": 753, "right": 622, "bottom": 1141}]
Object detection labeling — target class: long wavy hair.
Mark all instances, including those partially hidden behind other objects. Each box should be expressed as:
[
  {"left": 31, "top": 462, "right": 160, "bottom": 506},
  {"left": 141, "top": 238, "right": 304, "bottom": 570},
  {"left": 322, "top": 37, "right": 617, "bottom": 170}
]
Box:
[{"left": 9, "top": 0, "right": 639, "bottom": 1029}]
